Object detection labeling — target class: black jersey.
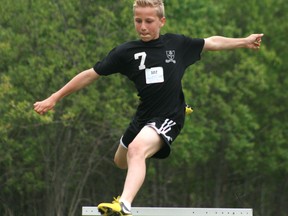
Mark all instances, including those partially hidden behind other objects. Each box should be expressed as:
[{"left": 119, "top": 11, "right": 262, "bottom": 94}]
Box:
[{"left": 94, "top": 33, "right": 204, "bottom": 126}]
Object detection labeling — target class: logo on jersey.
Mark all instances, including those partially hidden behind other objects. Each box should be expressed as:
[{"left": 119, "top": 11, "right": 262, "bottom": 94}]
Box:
[{"left": 165, "top": 50, "right": 176, "bottom": 64}]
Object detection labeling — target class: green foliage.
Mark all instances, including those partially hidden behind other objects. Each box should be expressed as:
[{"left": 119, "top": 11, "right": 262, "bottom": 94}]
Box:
[{"left": 0, "top": 0, "right": 287, "bottom": 215}]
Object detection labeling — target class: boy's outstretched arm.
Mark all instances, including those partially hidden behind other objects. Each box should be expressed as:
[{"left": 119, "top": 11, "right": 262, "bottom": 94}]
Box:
[
  {"left": 203, "top": 33, "right": 264, "bottom": 51},
  {"left": 34, "top": 68, "right": 99, "bottom": 115}
]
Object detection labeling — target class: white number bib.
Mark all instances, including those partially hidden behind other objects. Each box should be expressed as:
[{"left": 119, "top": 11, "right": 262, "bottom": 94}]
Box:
[{"left": 145, "top": 67, "right": 164, "bottom": 84}]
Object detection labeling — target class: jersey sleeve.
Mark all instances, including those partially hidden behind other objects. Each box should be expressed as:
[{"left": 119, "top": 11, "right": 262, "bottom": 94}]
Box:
[
  {"left": 93, "top": 46, "right": 124, "bottom": 76},
  {"left": 180, "top": 35, "right": 205, "bottom": 67}
]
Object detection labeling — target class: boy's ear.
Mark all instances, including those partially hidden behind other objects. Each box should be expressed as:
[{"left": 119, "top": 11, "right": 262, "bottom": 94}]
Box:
[{"left": 160, "top": 17, "right": 166, "bottom": 27}]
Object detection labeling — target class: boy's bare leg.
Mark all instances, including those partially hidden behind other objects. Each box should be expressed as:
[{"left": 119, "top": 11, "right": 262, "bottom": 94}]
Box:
[
  {"left": 120, "top": 126, "right": 164, "bottom": 204},
  {"left": 98, "top": 126, "right": 163, "bottom": 215},
  {"left": 114, "top": 144, "right": 128, "bottom": 170}
]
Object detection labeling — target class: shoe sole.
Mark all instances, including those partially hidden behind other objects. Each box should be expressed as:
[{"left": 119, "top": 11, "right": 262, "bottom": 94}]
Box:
[{"left": 98, "top": 207, "right": 122, "bottom": 216}]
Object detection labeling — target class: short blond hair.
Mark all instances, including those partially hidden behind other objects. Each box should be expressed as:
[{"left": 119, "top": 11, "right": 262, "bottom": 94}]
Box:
[{"left": 133, "top": 0, "right": 165, "bottom": 18}]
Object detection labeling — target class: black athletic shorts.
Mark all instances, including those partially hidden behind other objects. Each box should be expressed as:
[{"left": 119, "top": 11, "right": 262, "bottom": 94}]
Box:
[{"left": 120, "top": 116, "right": 183, "bottom": 159}]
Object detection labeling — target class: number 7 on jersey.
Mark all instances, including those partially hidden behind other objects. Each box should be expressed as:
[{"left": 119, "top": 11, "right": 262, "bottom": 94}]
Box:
[{"left": 134, "top": 52, "right": 147, "bottom": 70}]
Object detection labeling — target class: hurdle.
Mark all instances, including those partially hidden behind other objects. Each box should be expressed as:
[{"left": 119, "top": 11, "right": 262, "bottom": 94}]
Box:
[{"left": 82, "top": 207, "right": 253, "bottom": 216}]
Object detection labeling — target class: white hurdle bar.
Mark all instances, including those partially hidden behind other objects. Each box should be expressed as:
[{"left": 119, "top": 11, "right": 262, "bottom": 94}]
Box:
[{"left": 82, "top": 207, "right": 253, "bottom": 216}]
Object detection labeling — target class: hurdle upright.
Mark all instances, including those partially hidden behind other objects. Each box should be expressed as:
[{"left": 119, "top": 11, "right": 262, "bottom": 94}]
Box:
[{"left": 82, "top": 207, "right": 253, "bottom": 216}]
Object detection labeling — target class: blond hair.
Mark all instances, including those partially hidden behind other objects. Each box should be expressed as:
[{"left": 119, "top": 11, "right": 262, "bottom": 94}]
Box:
[{"left": 133, "top": 0, "right": 165, "bottom": 18}]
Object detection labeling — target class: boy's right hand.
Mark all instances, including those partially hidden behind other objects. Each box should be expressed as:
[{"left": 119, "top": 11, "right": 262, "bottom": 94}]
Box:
[{"left": 34, "top": 96, "right": 56, "bottom": 115}]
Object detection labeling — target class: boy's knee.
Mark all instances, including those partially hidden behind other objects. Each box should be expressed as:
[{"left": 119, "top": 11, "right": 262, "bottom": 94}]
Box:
[
  {"left": 127, "top": 143, "right": 146, "bottom": 160},
  {"left": 114, "top": 144, "right": 128, "bottom": 169},
  {"left": 114, "top": 155, "right": 128, "bottom": 169}
]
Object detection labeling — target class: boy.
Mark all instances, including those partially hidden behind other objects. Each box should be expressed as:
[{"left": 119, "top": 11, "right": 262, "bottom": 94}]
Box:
[{"left": 34, "top": 0, "right": 263, "bottom": 215}]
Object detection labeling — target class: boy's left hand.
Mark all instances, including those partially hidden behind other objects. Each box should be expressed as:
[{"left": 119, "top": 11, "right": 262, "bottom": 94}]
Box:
[{"left": 246, "top": 33, "right": 264, "bottom": 49}]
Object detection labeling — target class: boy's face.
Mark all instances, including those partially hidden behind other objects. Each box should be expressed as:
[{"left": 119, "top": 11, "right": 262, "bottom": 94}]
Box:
[{"left": 134, "top": 6, "right": 166, "bottom": 42}]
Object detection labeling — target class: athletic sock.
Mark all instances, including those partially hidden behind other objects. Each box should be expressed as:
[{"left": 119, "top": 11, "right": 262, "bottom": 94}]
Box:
[{"left": 119, "top": 199, "right": 131, "bottom": 213}]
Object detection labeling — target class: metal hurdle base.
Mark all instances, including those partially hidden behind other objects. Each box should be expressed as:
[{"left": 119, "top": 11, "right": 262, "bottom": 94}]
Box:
[{"left": 82, "top": 207, "right": 253, "bottom": 216}]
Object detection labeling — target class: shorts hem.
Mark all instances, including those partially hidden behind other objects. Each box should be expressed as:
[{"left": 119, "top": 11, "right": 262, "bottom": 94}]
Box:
[{"left": 120, "top": 136, "right": 128, "bottom": 149}]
